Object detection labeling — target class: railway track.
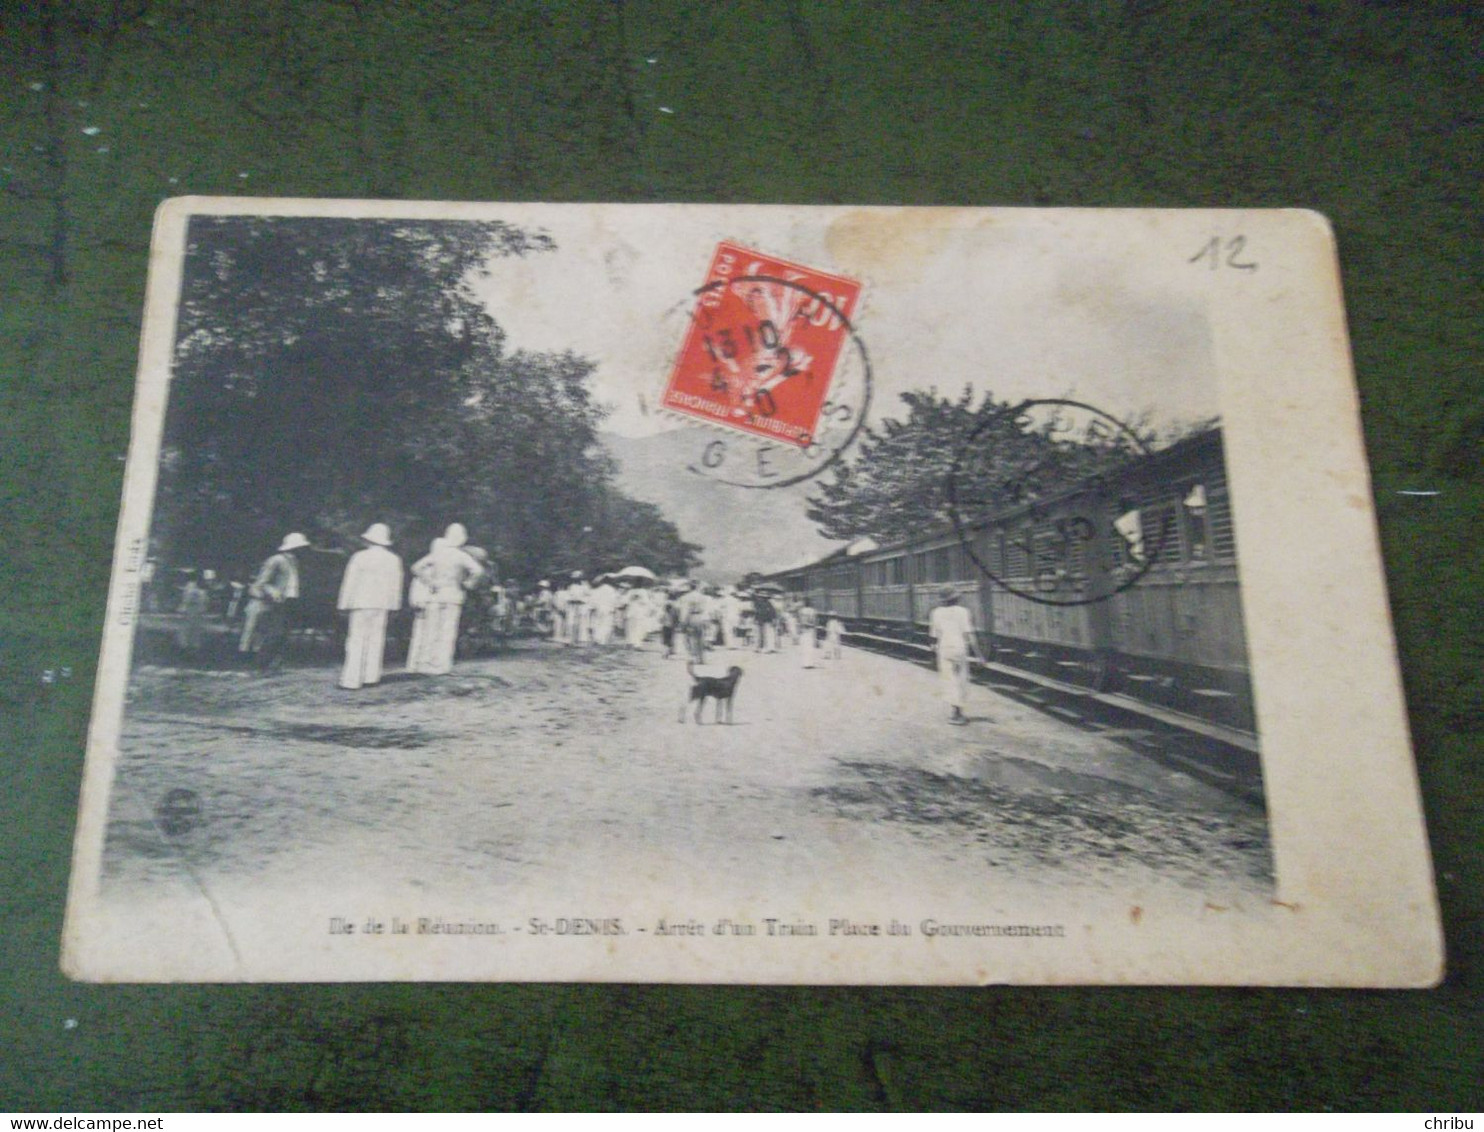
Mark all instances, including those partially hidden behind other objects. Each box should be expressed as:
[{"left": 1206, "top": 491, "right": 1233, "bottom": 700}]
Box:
[{"left": 840, "top": 626, "right": 1266, "bottom": 807}]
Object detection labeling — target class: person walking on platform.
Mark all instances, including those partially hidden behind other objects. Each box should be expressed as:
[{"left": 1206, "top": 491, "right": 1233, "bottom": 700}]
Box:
[
  {"left": 661, "top": 590, "right": 681, "bottom": 658},
  {"left": 721, "top": 587, "right": 744, "bottom": 647},
  {"left": 777, "top": 599, "right": 796, "bottom": 649},
  {"left": 534, "top": 579, "right": 554, "bottom": 633},
  {"left": 336, "top": 523, "right": 403, "bottom": 690},
  {"left": 564, "top": 572, "right": 591, "bottom": 645},
  {"left": 590, "top": 574, "right": 618, "bottom": 645},
  {"left": 614, "top": 581, "right": 634, "bottom": 645},
  {"left": 617, "top": 581, "right": 651, "bottom": 648},
  {"left": 176, "top": 574, "right": 209, "bottom": 654},
  {"left": 408, "top": 523, "right": 483, "bottom": 675},
  {"left": 239, "top": 532, "right": 308, "bottom": 670},
  {"left": 752, "top": 589, "right": 778, "bottom": 653},
  {"left": 705, "top": 586, "right": 726, "bottom": 647},
  {"left": 548, "top": 579, "right": 568, "bottom": 642},
  {"left": 929, "top": 587, "right": 981, "bottom": 725},
  {"left": 824, "top": 613, "right": 845, "bottom": 660},
  {"left": 406, "top": 538, "right": 440, "bottom": 666},
  {"left": 680, "top": 582, "right": 709, "bottom": 663},
  {"left": 797, "top": 600, "right": 819, "bottom": 669}
]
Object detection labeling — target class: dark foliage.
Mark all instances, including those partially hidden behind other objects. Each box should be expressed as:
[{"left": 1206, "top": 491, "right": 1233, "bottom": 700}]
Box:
[
  {"left": 156, "top": 216, "right": 699, "bottom": 579},
  {"left": 806, "top": 387, "right": 1157, "bottom": 545}
]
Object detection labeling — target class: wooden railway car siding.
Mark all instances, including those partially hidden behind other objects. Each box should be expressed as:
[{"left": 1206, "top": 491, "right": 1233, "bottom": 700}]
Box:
[
  {"left": 762, "top": 426, "right": 1259, "bottom": 768},
  {"left": 1103, "top": 432, "right": 1254, "bottom": 732},
  {"left": 860, "top": 553, "right": 911, "bottom": 624},
  {"left": 976, "top": 430, "right": 1255, "bottom": 732}
]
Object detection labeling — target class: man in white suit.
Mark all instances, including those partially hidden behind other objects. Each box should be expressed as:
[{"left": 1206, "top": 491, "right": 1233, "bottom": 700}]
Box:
[
  {"left": 337, "top": 523, "right": 404, "bottom": 690},
  {"left": 564, "top": 571, "right": 591, "bottom": 645},
  {"left": 590, "top": 574, "right": 619, "bottom": 645},
  {"left": 929, "top": 587, "right": 981, "bottom": 725},
  {"left": 408, "top": 522, "right": 484, "bottom": 675},
  {"left": 239, "top": 531, "right": 308, "bottom": 670}
]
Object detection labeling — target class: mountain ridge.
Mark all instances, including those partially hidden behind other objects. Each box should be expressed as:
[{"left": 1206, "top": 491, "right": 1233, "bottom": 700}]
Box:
[{"left": 601, "top": 429, "right": 844, "bottom": 580}]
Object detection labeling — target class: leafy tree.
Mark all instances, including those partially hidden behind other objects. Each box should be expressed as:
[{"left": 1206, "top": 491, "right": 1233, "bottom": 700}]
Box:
[
  {"left": 157, "top": 215, "right": 697, "bottom": 581},
  {"left": 806, "top": 386, "right": 1156, "bottom": 546}
]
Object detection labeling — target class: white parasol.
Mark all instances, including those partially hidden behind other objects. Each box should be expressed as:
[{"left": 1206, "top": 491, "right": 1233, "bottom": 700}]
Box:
[{"left": 614, "top": 566, "right": 659, "bottom": 584}]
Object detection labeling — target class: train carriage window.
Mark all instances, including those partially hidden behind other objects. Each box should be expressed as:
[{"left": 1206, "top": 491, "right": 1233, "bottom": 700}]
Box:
[
  {"left": 1111, "top": 504, "right": 1143, "bottom": 567},
  {"left": 986, "top": 532, "right": 1005, "bottom": 576},
  {"left": 1034, "top": 519, "right": 1062, "bottom": 581},
  {"left": 887, "top": 557, "right": 906, "bottom": 586},
  {"left": 933, "top": 545, "right": 953, "bottom": 582},
  {"left": 1006, "top": 523, "right": 1032, "bottom": 577},
  {"left": 1065, "top": 521, "right": 1087, "bottom": 577},
  {"left": 1031, "top": 518, "right": 1050, "bottom": 560},
  {"left": 1210, "top": 483, "right": 1236, "bottom": 562},
  {"left": 1141, "top": 501, "right": 1183, "bottom": 565},
  {"left": 1181, "top": 483, "right": 1210, "bottom": 563}
]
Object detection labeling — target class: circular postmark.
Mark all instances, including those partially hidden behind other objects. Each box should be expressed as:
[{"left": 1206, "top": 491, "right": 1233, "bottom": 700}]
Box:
[
  {"left": 155, "top": 787, "right": 202, "bottom": 837},
  {"left": 944, "top": 398, "right": 1170, "bottom": 607},
  {"left": 657, "top": 243, "right": 873, "bottom": 490},
  {"left": 679, "top": 277, "right": 873, "bottom": 489}
]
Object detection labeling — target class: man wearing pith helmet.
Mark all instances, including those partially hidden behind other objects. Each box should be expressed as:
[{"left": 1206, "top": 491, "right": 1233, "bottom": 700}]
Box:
[
  {"left": 929, "top": 584, "right": 981, "bottom": 725},
  {"left": 407, "top": 522, "right": 483, "bottom": 675},
  {"left": 336, "top": 522, "right": 404, "bottom": 690},
  {"left": 564, "top": 570, "right": 591, "bottom": 645},
  {"left": 239, "top": 531, "right": 309, "bottom": 670}
]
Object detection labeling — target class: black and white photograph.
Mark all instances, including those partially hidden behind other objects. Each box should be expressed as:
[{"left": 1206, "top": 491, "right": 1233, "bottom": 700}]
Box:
[{"left": 62, "top": 200, "right": 1440, "bottom": 984}]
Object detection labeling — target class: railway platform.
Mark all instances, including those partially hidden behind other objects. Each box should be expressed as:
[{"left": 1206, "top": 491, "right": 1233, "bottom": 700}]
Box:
[{"left": 837, "top": 627, "right": 1265, "bottom": 806}]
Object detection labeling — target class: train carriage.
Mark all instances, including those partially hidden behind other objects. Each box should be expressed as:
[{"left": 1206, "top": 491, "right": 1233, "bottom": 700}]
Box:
[{"left": 763, "top": 427, "right": 1255, "bottom": 739}]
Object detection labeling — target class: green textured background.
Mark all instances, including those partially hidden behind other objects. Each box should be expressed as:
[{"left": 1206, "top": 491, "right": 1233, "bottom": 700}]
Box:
[{"left": 2, "top": 1, "right": 1479, "bottom": 1111}]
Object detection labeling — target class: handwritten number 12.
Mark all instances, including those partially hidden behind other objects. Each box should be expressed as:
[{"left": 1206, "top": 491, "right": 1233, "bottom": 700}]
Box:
[{"left": 1189, "top": 235, "right": 1257, "bottom": 272}]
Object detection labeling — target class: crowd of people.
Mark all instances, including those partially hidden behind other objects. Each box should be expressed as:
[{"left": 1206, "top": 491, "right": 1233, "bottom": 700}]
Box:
[
  {"left": 176, "top": 523, "right": 857, "bottom": 688},
  {"left": 534, "top": 571, "right": 846, "bottom": 667},
  {"left": 150, "top": 521, "right": 983, "bottom": 723}
]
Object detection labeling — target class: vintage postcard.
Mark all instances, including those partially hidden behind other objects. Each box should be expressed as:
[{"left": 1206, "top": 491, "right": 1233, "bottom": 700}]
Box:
[{"left": 62, "top": 200, "right": 1442, "bottom": 984}]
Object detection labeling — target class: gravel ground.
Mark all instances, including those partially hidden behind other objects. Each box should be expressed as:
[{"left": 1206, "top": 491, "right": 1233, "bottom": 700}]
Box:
[{"left": 100, "top": 636, "right": 1273, "bottom": 908}]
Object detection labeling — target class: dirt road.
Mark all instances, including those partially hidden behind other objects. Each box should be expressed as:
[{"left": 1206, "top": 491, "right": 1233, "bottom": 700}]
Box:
[{"left": 103, "top": 636, "right": 1272, "bottom": 908}]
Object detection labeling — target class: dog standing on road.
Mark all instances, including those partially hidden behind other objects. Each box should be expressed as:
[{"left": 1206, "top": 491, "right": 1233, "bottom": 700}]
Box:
[{"left": 680, "top": 661, "right": 743, "bottom": 724}]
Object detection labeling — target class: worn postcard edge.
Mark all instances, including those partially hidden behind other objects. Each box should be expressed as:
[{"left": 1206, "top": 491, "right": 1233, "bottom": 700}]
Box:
[{"left": 62, "top": 200, "right": 1443, "bottom": 986}]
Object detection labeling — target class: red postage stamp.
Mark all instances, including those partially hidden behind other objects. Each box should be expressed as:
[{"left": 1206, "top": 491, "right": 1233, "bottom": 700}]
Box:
[{"left": 660, "top": 241, "right": 863, "bottom": 448}]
